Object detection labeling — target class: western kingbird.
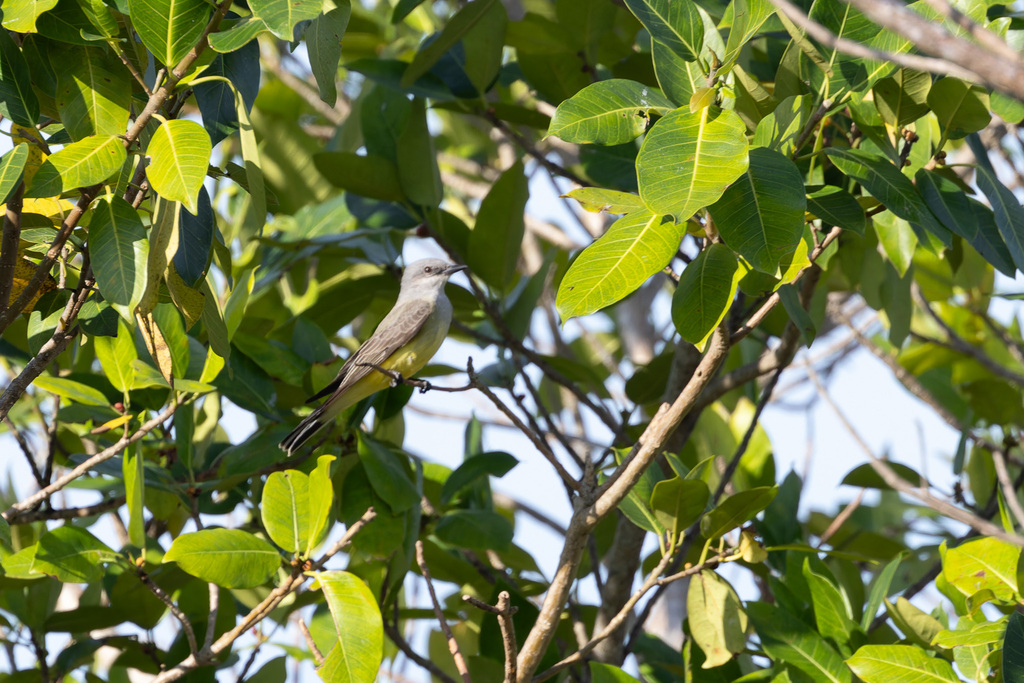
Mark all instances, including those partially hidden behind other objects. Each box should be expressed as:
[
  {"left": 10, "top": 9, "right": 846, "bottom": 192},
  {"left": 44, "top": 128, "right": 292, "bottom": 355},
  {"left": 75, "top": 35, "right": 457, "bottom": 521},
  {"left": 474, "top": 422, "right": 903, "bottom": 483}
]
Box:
[{"left": 279, "top": 258, "right": 466, "bottom": 455}]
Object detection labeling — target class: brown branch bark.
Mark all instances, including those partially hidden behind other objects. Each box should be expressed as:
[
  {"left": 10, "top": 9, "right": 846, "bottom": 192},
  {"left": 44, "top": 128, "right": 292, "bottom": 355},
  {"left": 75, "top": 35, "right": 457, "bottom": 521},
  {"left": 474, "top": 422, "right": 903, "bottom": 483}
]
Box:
[{"left": 0, "top": 182, "right": 26, "bottom": 312}]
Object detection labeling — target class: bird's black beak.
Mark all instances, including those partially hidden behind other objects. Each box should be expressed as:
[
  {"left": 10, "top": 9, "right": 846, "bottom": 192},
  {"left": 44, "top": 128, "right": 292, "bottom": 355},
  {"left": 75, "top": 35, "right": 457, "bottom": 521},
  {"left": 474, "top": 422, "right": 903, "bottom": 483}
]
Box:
[{"left": 445, "top": 264, "right": 468, "bottom": 276}]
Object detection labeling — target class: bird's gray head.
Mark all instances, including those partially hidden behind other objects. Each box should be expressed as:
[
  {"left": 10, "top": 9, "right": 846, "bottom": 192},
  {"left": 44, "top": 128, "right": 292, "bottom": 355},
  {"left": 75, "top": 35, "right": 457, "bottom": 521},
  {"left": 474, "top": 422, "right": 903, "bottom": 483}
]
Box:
[{"left": 400, "top": 258, "right": 466, "bottom": 291}]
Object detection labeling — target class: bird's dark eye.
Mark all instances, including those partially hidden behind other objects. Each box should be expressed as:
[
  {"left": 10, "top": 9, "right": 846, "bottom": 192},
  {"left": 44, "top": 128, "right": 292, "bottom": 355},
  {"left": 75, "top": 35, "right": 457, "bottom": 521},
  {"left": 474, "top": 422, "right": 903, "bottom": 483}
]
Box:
[{"left": 424, "top": 266, "right": 432, "bottom": 273}]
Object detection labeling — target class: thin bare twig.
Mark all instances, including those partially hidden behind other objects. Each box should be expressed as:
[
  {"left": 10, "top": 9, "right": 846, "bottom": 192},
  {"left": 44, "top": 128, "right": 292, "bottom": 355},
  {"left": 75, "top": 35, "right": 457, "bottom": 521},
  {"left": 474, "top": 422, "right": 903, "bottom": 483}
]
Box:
[
  {"left": 297, "top": 618, "right": 325, "bottom": 666},
  {"left": 463, "top": 592, "right": 519, "bottom": 683},
  {"left": 139, "top": 570, "right": 200, "bottom": 657},
  {"left": 992, "top": 449, "right": 1024, "bottom": 530},
  {"left": 817, "top": 489, "right": 866, "bottom": 548},
  {"left": 416, "top": 540, "right": 472, "bottom": 683}
]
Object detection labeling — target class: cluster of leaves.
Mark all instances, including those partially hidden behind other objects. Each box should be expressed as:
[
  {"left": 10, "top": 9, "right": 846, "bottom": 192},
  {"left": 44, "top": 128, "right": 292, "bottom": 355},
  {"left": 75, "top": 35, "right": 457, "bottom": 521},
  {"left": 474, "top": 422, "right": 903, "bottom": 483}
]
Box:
[{"left": 1, "top": 0, "right": 1024, "bottom": 681}]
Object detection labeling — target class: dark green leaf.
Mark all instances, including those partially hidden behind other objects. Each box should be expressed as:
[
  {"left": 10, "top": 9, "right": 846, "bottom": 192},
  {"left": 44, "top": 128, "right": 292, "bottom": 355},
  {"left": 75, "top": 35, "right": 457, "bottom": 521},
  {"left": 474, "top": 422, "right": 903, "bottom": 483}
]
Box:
[
  {"left": 747, "top": 601, "right": 852, "bottom": 683},
  {"left": 975, "top": 166, "right": 1024, "bottom": 274},
  {"left": 0, "top": 29, "right": 39, "bottom": 127},
  {"left": 89, "top": 195, "right": 148, "bottom": 317},
  {"left": 469, "top": 159, "right": 528, "bottom": 289},
  {"left": 194, "top": 41, "right": 260, "bottom": 146},
  {"left": 306, "top": 2, "right": 351, "bottom": 106},
  {"left": 624, "top": 0, "right": 704, "bottom": 61},
  {"left": 1003, "top": 610, "right": 1024, "bottom": 682},
  {"left": 671, "top": 242, "right": 739, "bottom": 350},
  {"left": 401, "top": 0, "right": 499, "bottom": 87},
  {"left": 701, "top": 486, "right": 777, "bottom": 539},
  {"left": 649, "top": 477, "right": 709, "bottom": 537},
  {"left": 434, "top": 509, "right": 513, "bottom": 551},
  {"left": 314, "top": 152, "right": 405, "bottom": 202},
  {"left": 873, "top": 69, "right": 930, "bottom": 128},
  {"left": 441, "top": 452, "right": 519, "bottom": 504},
  {"left": 55, "top": 45, "right": 131, "bottom": 140},
  {"left": 806, "top": 185, "right": 867, "bottom": 235},
  {"left": 35, "top": 526, "right": 115, "bottom": 583},
  {"left": 928, "top": 77, "right": 990, "bottom": 142},
  {"left": 358, "top": 433, "right": 420, "bottom": 514}
]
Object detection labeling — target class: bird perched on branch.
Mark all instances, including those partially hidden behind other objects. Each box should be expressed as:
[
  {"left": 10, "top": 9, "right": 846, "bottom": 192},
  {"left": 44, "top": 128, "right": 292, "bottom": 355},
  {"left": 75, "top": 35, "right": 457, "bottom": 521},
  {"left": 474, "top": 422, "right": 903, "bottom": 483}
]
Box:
[{"left": 280, "top": 258, "right": 466, "bottom": 455}]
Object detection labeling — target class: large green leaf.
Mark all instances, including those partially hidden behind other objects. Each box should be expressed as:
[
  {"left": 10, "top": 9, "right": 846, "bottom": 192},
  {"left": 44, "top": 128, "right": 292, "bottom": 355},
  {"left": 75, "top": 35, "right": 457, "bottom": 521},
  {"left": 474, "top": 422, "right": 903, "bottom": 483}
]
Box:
[
  {"left": 637, "top": 106, "right": 749, "bottom": 222},
  {"left": 0, "top": 143, "right": 28, "bottom": 205},
  {"left": 564, "top": 188, "right": 646, "bottom": 215},
  {"left": 147, "top": 120, "right": 212, "bottom": 214},
  {"left": 623, "top": 0, "right": 704, "bottom": 61},
  {"left": 401, "top": 0, "right": 499, "bottom": 87},
  {"left": 209, "top": 16, "right": 269, "bottom": 52},
  {"left": 651, "top": 40, "right": 705, "bottom": 106},
  {"left": 26, "top": 134, "right": 126, "bottom": 198},
  {"left": 548, "top": 79, "right": 673, "bottom": 145},
  {"left": 806, "top": 185, "right": 867, "bottom": 235},
  {"left": 701, "top": 486, "right": 777, "bottom": 539},
  {"left": 556, "top": 209, "right": 683, "bottom": 320},
  {"left": 305, "top": 2, "right": 351, "bottom": 106},
  {"left": 2, "top": 0, "right": 59, "bottom": 32},
  {"left": 129, "top": 0, "right": 210, "bottom": 67},
  {"left": 671, "top": 243, "right": 740, "bottom": 350},
  {"left": 89, "top": 195, "right": 148, "bottom": 318},
  {"left": 825, "top": 147, "right": 949, "bottom": 247},
  {"left": 31, "top": 376, "right": 109, "bottom": 406},
  {"left": 34, "top": 526, "right": 116, "bottom": 583},
  {"left": 650, "top": 477, "right": 709, "bottom": 538},
  {"left": 441, "top": 452, "right": 518, "bottom": 504},
  {"left": 396, "top": 97, "right": 442, "bottom": 207},
  {"left": 262, "top": 470, "right": 312, "bottom": 555},
  {"left": 928, "top": 77, "right": 990, "bottom": 143},
  {"left": 752, "top": 95, "right": 810, "bottom": 156},
  {"left": 803, "top": 559, "right": 860, "bottom": 651},
  {"left": 873, "top": 211, "right": 916, "bottom": 277},
  {"left": 55, "top": 45, "right": 132, "bottom": 140},
  {"left": 720, "top": 0, "right": 774, "bottom": 70},
  {"left": 846, "top": 644, "right": 958, "bottom": 682},
  {"left": 435, "top": 509, "right": 513, "bottom": 551},
  {"left": 0, "top": 29, "right": 39, "bottom": 127},
  {"left": 589, "top": 662, "right": 641, "bottom": 682},
  {"left": 873, "top": 69, "right": 930, "bottom": 128},
  {"left": 164, "top": 528, "right": 280, "bottom": 588},
  {"left": 1004, "top": 611, "right": 1024, "bottom": 683},
  {"left": 314, "top": 152, "right": 405, "bottom": 202},
  {"left": 688, "top": 569, "right": 748, "bottom": 667},
  {"left": 315, "top": 570, "right": 384, "bottom": 683},
  {"left": 710, "top": 147, "right": 806, "bottom": 275},
  {"left": 975, "top": 166, "right": 1024, "bottom": 275},
  {"left": 357, "top": 434, "right": 420, "bottom": 514},
  {"left": 747, "top": 602, "right": 852, "bottom": 682},
  {"left": 94, "top": 317, "right": 138, "bottom": 393},
  {"left": 942, "top": 537, "right": 1019, "bottom": 601},
  {"left": 915, "top": 168, "right": 1014, "bottom": 275},
  {"left": 306, "top": 455, "right": 335, "bottom": 557},
  {"left": 469, "top": 159, "right": 528, "bottom": 289}
]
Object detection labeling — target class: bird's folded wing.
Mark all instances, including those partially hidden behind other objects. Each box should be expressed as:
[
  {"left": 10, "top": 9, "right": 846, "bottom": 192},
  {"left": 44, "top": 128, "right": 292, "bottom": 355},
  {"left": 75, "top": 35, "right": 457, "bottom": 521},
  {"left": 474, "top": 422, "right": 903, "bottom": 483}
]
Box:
[{"left": 305, "top": 299, "right": 433, "bottom": 404}]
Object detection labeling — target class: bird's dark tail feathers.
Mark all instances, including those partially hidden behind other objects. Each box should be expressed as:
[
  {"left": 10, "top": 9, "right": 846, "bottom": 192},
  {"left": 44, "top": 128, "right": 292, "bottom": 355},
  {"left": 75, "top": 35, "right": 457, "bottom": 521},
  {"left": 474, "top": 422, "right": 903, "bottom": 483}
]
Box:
[{"left": 279, "top": 407, "right": 327, "bottom": 457}]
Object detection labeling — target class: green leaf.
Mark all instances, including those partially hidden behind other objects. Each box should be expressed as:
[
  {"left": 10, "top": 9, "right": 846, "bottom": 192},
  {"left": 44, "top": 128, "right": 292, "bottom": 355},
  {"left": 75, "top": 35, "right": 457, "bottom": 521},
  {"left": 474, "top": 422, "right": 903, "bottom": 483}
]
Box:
[
  {"left": 128, "top": 0, "right": 210, "bottom": 67},
  {"left": 688, "top": 569, "right": 748, "bottom": 667},
  {"left": 975, "top": 166, "right": 1024, "bottom": 275},
  {"left": 434, "top": 509, "right": 513, "bottom": 551},
  {"left": 209, "top": 16, "right": 269, "bottom": 52},
  {"left": 671, "top": 242, "right": 740, "bottom": 350},
  {"left": 1004, "top": 611, "right": 1024, "bottom": 683},
  {"left": 27, "top": 134, "right": 126, "bottom": 198},
  {"left": 31, "top": 375, "right": 109, "bottom": 406},
  {"left": 35, "top": 526, "right": 115, "bottom": 583},
  {"left": 650, "top": 477, "right": 709, "bottom": 538},
  {"left": 548, "top": 79, "right": 674, "bottom": 145},
  {"left": 123, "top": 443, "right": 146, "bottom": 547},
  {"left": 862, "top": 555, "right": 901, "bottom": 630},
  {"left": 624, "top": 0, "right": 704, "bottom": 62},
  {"left": 803, "top": 559, "right": 859, "bottom": 651},
  {"left": 441, "top": 452, "right": 519, "bottom": 504},
  {"left": 556, "top": 209, "right": 682, "bottom": 320},
  {"left": 840, "top": 462, "right": 920, "bottom": 490},
  {"left": 589, "top": 662, "right": 641, "bottom": 682},
  {"left": 306, "top": 455, "right": 335, "bottom": 557},
  {"left": 459, "top": 0, "right": 506, "bottom": 95},
  {"left": 846, "top": 644, "right": 958, "bottom": 682},
  {"left": 262, "top": 469, "right": 311, "bottom": 555},
  {"left": 94, "top": 317, "right": 138, "bottom": 393},
  {"left": 778, "top": 284, "right": 815, "bottom": 345},
  {"left": 315, "top": 570, "right": 384, "bottom": 683},
  {"left": 469, "top": 159, "right": 528, "bottom": 289},
  {"left": 826, "top": 147, "right": 949, "bottom": 247},
  {"left": 752, "top": 94, "right": 810, "bottom": 156},
  {"left": 147, "top": 120, "right": 212, "bottom": 214},
  {"left": 174, "top": 186, "right": 214, "bottom": 286},
  {"left": 194, "top": 43, "right": 260, "bottom": 147},
  {"left": 701, "top": 486, "right": 777, "bottom": 540},
  {"left": 1, "top": 0, "right": 59, "bottom": 32},
  {"left": 305, "top": 2, "right": 351, "bottom": 106},
  {"left": 873, "top": 69, "right": 930, "bottom": 128},
  {"left": 720, "top": 0, "right": 774, "bottom": 70},
  {"left": 89, "top": 195, "right": 148, "bottom": 318},
  {"left": 747, "top": 602, "right": 852, "bottom": 683},
  {"left": 637, "top": 106, "right": 749, "bottom": 223},
  {"left": 314, "top": 152, "right": 405, "bottom": 202},
  {"left": 711, "top": 147, "right": 806, "bottom": 275},
  {"left": 942, "top": 537, "right": 1019, "bottom": 602},
  {"left": 396, "top": 97, "right": 442, "bottom": 207},
  {"left": 401, "top": 0, "right": 499, "bottom": 87},
  {"left": 164, "top": 528, "right": 280, "bottom": 588},
  {"left": 915, "top": 168, "right": 1014, "bottom": 276},
  {"left": 55, "top": 45, "right": 132, "bottom": 140},
  {"left": 927, "top": 77, "right": 990, "bottom": 143},
  {"left": 652, "top": 40, "right": 706, "bottom": 106},
  {"left": 0, "top": 516, "right": 10, "bottom": 548},
  {"left": 358, "top": 434, "right": 420, "bottom": 514},
  {"left": 0, "top": 143, "right": 28, "bottom": 205},
  {"left": 873, "top": 211, "right": 916, "bottom": 277},
  {"left": 806, "top": 185, "right": 867, "bottom": 235},
  {"left": 564, "top": 188, "right": 645, "bottom": 214},
  {"left": 884, "top": 597, "right": 942, "bottom": 650},
  {"left": 0, "top": 29, "right": 39, "bottom": 127}
]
